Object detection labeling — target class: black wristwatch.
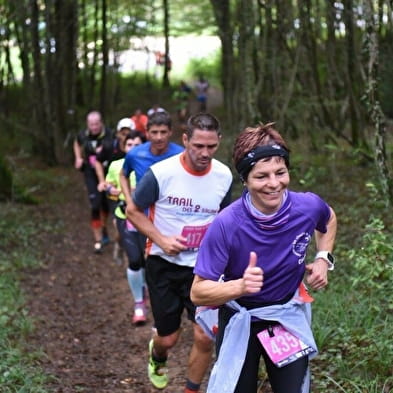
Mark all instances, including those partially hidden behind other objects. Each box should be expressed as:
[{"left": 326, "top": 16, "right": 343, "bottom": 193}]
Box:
[{"left": 314, "top": 251, "right": 335, "bottom": 271}]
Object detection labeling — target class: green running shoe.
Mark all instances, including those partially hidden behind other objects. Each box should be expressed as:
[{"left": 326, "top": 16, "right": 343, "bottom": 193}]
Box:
[{"left": 148, "top": 339, "right": 168, "bottom": 389}]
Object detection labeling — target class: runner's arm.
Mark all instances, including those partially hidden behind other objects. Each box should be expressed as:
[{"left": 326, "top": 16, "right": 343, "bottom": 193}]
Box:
[
  {"left": 119, "top": 167, "right": 132, "bottom": 206},
  {"left": 73, "top": 139, "right": 84, "bottom": 169},
  {"left": 95, "top": 160, "right": 107, "bottom": 191},
  {"left": 314, "top": 207, "right": 337, "bottom": 253},
  {"left": 191, "top": 252, "right": 263, "bottom": 306},
  {"left": 305, "top": 207, "right": 337, "bottom": 290},
  {"left": 126, "top": 170, "right": 187, "bottom": 255}
]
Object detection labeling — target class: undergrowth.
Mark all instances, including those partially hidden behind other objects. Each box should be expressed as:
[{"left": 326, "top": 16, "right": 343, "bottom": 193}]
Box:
[
  {"left": 290, "top": 145, "right": 393, "bottom": 393},
  {"left": 0, "top": 205, "right": 53, "bottom": 392},
  {"left": 0, "top": 163, "right": 66, "bottom": 392}
]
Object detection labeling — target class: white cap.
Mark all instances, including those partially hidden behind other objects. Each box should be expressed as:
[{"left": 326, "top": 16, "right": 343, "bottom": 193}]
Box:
[{"left": 117, "top": 118, "right": 135, "bottom": 132}]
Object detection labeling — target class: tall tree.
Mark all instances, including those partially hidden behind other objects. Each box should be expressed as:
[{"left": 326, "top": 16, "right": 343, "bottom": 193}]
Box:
[
  {"left": 363, "top": 0, "right": 393, "bottom": 205},
  {"left": 210, "top": 0, "right": 236, "bottom": 130},
  {"left": 100, "top": 0, "right": 108, "bottom": 115},
  {"left": 0, "top": 5, "right": 17, "bottom": 116},
  {"left": 298, "top": 0, "right": 331, "bottom": 133},
  {"left": 52, "top": 0, "right": 79, "bottom": 163},
  {"left": 324, "top": 0, "right": 345, "bottom": 135},
  {"left": 237, "top": 0, "right": 258, "bottom": 126},
  {"left": 11, "top": 1, "right": 32, "bottom": 96},
  {"left": 162, "top": 0, "right": 170, "bottom": 87},
  {"left": 343, "top": 0, "right": 363, "bottom": 146},
  {"left": 30, "top": 0, "right": 54, "bottom": 163},
  {"left": 88, "top": 0, "right": 100, "bottom": 107}
]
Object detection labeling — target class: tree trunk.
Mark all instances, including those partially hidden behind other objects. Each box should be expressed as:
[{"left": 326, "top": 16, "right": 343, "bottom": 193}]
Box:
[
  {"left": 52, "top": 0, "right": 78, "bottom": 164},
  {"left": 210, "top": 0, "right": 236, "bottom": 133},
  {"left": 363, "top": 0, "right": 393, "bottom": 206},
  {"left": 2, "top": 25, "right": 16, "bottom": 86},
  {"left": 259, "top": 1, "right": 276, "bottom": 120},
  {"left": 100, "top": 0, "right": 108, "bottom": 116},
  {"left": 12, "top": 1, "right": 32, "bottom": 96},
  {"left": 88, "top": 0, "right": 100, "bottom": 106},
  {"left": 299, "top": 0, "right": 335, "bottom": 134},
  {"left": 0, "top": 6, "right": 16, "bottom": 116},
  {"left": 162, "top": 0, "right": 171, "bottom": 87},
  {"left": 325, "top": 0, "right": 345, "bottom": 133},
  {"left": 343, "top": 0, "right": 363, "bottom": 146},
  {"left": 237, "top": 0, "right": 258, "bottom": 126},
  {"left": 268, "top": 0, "right": 297, "bottom": 127},
  {"left": 30, "top": 0, "right": 55, "bottom": 164},
  {"left": 78, "top": 0, "right": 89, "bottom": 106}
]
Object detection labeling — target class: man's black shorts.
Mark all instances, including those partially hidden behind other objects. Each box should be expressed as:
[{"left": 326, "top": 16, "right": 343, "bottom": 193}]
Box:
[{"left": 146, "top": 255, "right": 196, "bottom": 336}]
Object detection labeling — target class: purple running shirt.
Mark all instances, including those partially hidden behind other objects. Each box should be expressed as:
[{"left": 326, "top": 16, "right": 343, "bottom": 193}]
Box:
[{"left": 194, "top": 190, "right": 331, "bottom": 304}]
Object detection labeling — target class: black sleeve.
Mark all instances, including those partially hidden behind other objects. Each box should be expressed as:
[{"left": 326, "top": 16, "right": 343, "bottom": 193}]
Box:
[
  {"left": 132, "top": 169, "right": 160, "bottom": 210},
  {"left": 219, "top": 182, "right": 233, "bottom": 210},
  {"left": 96, "top": 139, "right": 113, "bottom": 163}
]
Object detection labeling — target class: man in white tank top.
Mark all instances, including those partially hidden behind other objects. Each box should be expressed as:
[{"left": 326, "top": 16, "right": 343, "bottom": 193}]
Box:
[{"left": 126, "top": 113, "right": 232, "bottom": 393}]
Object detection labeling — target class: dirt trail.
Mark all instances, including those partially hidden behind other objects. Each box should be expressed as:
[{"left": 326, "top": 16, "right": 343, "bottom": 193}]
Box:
[{"left": 24, "top": 168, "right": 206, "bottom": 393}]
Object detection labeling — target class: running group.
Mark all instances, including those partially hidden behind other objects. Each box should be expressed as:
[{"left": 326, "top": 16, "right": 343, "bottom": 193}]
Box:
[{"left": 72, "top": 106, "right": 337, "bottom": 393}]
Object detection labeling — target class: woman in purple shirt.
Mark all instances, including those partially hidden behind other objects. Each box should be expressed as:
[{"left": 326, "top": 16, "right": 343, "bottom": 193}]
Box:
[{"left": 191, "top": 122, "right": 337, "bottom": 393}]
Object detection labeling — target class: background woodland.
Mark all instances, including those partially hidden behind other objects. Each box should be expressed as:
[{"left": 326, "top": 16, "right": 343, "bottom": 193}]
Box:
[{"left": 0, "top": 1, "right": 392, "bottom": 203}]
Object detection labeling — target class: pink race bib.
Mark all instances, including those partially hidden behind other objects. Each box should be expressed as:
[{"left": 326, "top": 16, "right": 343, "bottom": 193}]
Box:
[
  {"left": 257, "top": 325, "right": 315, "bottom": 368},
  {"left": 181, "top": 224, "right": 209, "bottom": 249}
]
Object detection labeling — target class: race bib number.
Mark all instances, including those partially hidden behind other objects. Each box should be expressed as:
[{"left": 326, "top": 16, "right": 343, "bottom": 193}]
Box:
[
  {"left": 257, "top": 325, "right": 315, "bottom": 368},
  {"left": 181, "top": 224, "right": 209, "bottom": 249}
]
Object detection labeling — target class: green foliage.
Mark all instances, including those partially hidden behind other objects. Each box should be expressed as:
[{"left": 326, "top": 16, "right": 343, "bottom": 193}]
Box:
[
  {"left": 0, "top": 206, "right": 54, "bottom": 392},
  {"left": 321, "top": 375, "right": 393, "bottom": 393},
  {"left": 283, "top": 144, "right": 393, "bottom": 392},
  {"left": 87, "top": 71, "right": 174, "bottom": 127},
  {"left": 0, "top": 155, "right": 39, "bottom": 204},
  {"left": 185, "top": 49, "right": 221, "bottom": 86},
  {"left": 0, "top": 153, "right": 78, "bottom": 207},
  {"left": 165, "top": 0, "right": 216, "bottom": 36},
  {"left": 310, "top": 182, "right": 393, "bottom": 392},
  {"left": 348, "top": 216, "right": 393, "bottom": 292}
]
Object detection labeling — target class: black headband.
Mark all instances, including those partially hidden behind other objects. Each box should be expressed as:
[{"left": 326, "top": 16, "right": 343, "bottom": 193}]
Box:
[{"left": 235, "top": 144, "right": 290, "bottom": 181}]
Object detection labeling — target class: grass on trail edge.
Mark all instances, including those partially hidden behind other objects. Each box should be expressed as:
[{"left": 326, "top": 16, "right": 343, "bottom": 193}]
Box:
[{"left": 0, "top": 204, "right": 57, "bottom": 392}]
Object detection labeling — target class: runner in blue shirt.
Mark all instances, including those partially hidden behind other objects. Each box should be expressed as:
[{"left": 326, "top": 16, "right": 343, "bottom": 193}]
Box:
[
  {"left": 121, "top": 111, "right": 183, "bottom": 187},
  {"left": 191, "top": 122, "right": 337, "bottom": 393},
  {"left": 119, "top": 111, "right": 183, "bottom": 325}
]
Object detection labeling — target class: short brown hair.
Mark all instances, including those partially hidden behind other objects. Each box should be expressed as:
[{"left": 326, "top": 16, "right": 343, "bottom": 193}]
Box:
[
  {"left": 147, "top": 111, "right": 172, "bottom": 130},
  {"left": 232, "top": 122, "right": 289, "bottom": 166},
  {"left": 185, "top": 113, "right": 220, "bottom": 138}
]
